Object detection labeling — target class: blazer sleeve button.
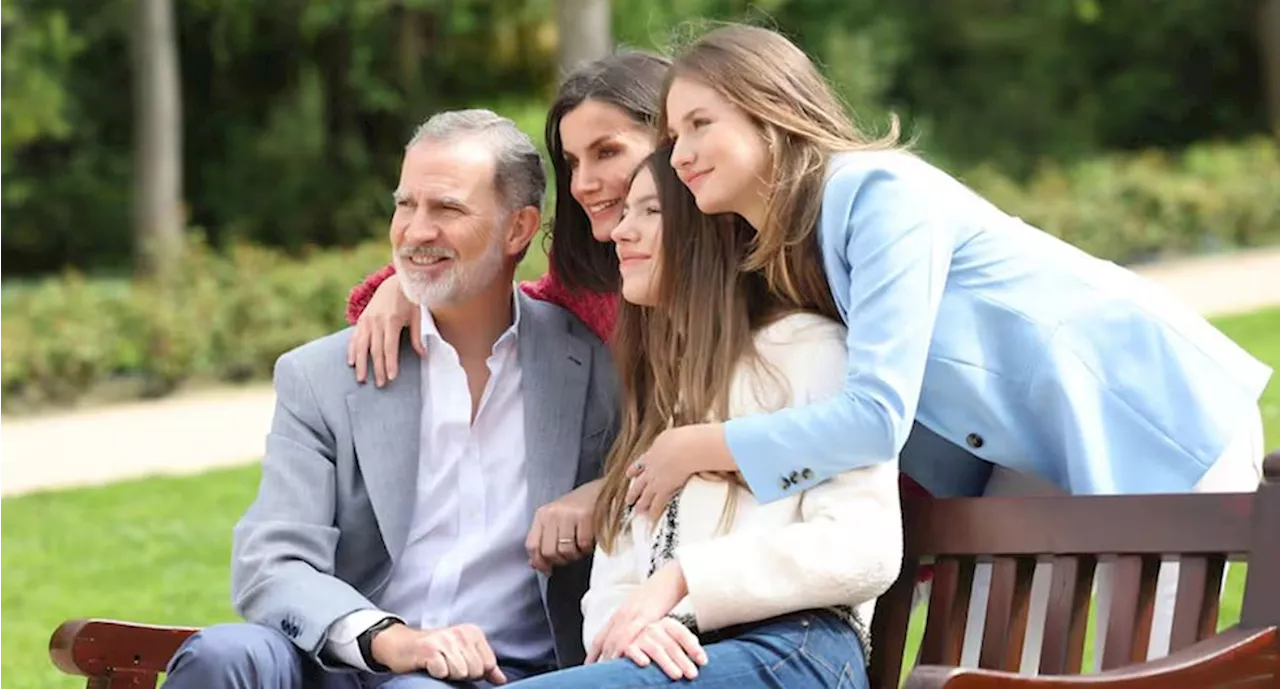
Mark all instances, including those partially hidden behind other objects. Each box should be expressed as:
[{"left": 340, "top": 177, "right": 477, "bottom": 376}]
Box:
[
  {"left": 801, "top": 468, "right": 814, "bottom": 480},
  {"left": 966, "top": 433, "right": 984, "bottom": 449}
]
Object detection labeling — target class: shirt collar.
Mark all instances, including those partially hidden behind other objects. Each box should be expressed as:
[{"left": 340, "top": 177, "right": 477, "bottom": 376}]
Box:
[{"left": 419, "top": 285, "right": 521, "bottom": 352}]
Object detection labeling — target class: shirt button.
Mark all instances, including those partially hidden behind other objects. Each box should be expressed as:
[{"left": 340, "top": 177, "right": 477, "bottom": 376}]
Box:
[{"left": 966, "top": 433, "right": 984, "bottom": 449}]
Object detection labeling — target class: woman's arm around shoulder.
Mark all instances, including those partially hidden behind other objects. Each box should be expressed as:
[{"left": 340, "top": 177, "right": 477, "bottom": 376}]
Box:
[
  {"left": 345, "top": 263, "right": 397, "bottom": 325},
  {"left": 521, "top": 269, "right": 618, "bottom": 343},
  {"left": 675, "top": 314, "right": 904, "bottom": 632},
  {"left": 725, "top": 155, "right": 958, "bottom": 503}
]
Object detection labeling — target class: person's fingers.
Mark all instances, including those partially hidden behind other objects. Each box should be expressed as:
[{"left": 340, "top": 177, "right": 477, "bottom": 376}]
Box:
[
  {"left": 575, "top": 515, "right": 594, "bottom": 553},
  {"left": 471, "top": 631, "right": 499, "bottom": 680},
  {"left": 556, "top": 523, "right": 581, "bottom": 560},
  {"left": 590, "top": 609, "right": 622, "bottom": 661},
  {"left": 637, "top": 630, "right": 689, "bottom": 680},
  {"left": 351, "top": 326, "right": 370, "bottom": 383},
  {"left": 625, "top": 474, "right": 647, "bottom": 506},
  {"left": 525, "top": 512, "right": 543, "bottom": 559},
  {"left": 411, "top": 313, "right": 426, "bottom": 357},
  {"left": 661, "top": 619, "right": 707, "bottom": 666},
  {"left": 603, "top": 618, "right": 646, "bottom": 661},
  {"left": 634, "top": 486, "right": 655, "bottom": 518},
  {"left": 418, "top": 641, "right": 450, "bottom": 678},
  {"left": 485, "top": 666, "right": 508, "bottom": 685},
  {"left": 452, "top": 629, "right": 483, "bottom": 679},
  {"left": 369, "top": 323, "right": 388, "bottom": 388},
  {"left": 380, "top": 320, "right": 401, "bottom": 384},
  {"left": 644, "top": 484, "right": 673, "bottom": 522},
  {"left": 623, "top": 643, "right": 651, "bottom": 667},
  {"left": 540, "top": 516, "right": 569, "bottom": 567},
  {"left": 440, "top": 635, "right": 469, "bottom": 679}
]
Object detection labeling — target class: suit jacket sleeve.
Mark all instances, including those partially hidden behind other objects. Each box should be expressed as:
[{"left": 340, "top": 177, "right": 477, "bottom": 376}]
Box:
[{"left": 231, "top": 351, "right": 379, "bottom": 660}]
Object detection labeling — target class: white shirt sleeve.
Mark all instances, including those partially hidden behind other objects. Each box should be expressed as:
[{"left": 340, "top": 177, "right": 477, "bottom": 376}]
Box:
[{"left": 322, "top": 609, "right": 402, "bottom": 670}]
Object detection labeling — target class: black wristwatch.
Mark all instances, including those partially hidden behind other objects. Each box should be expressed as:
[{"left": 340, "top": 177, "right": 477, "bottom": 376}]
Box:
[{"left": 357, "top": 616, "right": 401, "bottom": 672}]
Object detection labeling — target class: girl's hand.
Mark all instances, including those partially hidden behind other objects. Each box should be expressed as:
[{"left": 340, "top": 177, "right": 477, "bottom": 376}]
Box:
[
  {"left": 586, "top": 562, "right": 689, "bottom": 663},
  {"left": 621, "top": 618, "right": 707, "bottom": 680}
]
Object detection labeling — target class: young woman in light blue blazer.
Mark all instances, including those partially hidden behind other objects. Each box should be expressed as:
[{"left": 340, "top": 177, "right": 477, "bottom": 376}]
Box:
[{"left": 624, "top": 23, "right": 1272, "bottom": 668}]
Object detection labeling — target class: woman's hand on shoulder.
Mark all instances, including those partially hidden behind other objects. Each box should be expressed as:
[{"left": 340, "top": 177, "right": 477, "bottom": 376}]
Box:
[{"left": 346, "top": 274, "right": 422, "bottom": 386}]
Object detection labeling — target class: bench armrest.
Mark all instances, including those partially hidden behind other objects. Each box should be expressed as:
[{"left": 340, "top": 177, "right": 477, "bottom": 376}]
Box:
[
  {"left": 50, "top": 618, "right": 202, "bottom": 679},
  {"left": 903, "top": 625, "right": 1278, "bottom": 688}
]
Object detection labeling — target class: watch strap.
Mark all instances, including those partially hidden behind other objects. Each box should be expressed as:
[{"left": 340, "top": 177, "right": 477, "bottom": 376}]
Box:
[{"left": 357, "top": 616, "right": 400, "bottom": 672}]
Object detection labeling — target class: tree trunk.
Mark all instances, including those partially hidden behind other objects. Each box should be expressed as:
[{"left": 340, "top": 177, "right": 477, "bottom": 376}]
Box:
[
  {"left": 1262, "top": 0, "right": 1280, "bottom": 139},
  {"left": 555, "top": 0, "right": 611, "bottom": 81},
  {"left": 132, "top": 0, "right": 184, "bottom": 282}
]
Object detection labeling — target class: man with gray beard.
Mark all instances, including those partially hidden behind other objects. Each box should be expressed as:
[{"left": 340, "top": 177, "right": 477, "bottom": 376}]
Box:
[{"left": 162, "top": 109, "right": 619, "bottom": 688}]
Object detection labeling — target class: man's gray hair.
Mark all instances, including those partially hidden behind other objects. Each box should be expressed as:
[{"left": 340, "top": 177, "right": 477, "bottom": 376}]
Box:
[{"left": 407, "top": 109, "right": 546, "bottom": 213}]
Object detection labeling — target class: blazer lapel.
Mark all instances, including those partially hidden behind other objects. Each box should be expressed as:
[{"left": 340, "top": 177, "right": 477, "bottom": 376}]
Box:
[
  {"left": 518, "top": 295, "right": 592, "bottom": 520},
  {"left": 347, "top": 343, "right": 422, "bottom": 560}
]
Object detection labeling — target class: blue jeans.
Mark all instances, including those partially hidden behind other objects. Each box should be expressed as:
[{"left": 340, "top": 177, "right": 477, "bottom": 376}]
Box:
[
  {"left": 505, "top": 610, "right": 868, "bottom": 688},
  {"left": 161, "top": 623, "right": 547, "bottom": 689}
]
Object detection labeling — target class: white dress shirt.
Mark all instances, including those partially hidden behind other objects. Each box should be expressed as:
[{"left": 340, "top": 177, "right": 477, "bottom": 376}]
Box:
[{"left": 326, "top": 295, "right": 554, "bottom": 670}]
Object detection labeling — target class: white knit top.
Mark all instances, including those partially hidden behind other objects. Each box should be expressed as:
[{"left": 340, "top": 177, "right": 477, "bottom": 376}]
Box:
[{"left": 581, "top": 312, "right": 904, "bottom": 653}]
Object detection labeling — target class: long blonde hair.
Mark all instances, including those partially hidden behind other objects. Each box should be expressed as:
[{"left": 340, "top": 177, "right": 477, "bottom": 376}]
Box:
[
  {"left": 658, "top": 23, "right": 905, "bottom": 312},
  {"left": 594, "top": 147, "right": 792, "bottom": 554}
]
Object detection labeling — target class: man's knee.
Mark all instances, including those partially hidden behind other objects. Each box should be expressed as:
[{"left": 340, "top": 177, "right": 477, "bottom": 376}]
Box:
[{"left": 164, "top": 623, "right": 302, "bottom": 688}]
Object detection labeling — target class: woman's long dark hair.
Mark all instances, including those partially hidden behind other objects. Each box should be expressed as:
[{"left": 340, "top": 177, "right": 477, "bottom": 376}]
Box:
[{"left": 545, "top": 50, "right": 672, "bottom": 293}]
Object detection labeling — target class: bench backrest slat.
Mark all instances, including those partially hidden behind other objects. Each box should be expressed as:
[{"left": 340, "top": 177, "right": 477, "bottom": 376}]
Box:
[
  {"left": 869, "top": 453, "right": 1280, "bottom": 688},
  {"left": 1037, "top": 554, "right": 1095, "bottom": 675}
]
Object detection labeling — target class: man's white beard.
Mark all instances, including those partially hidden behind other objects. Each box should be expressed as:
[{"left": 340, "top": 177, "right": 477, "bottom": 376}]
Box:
[{"left": 393, "top": 236, "right": 505, "bottom": 307}]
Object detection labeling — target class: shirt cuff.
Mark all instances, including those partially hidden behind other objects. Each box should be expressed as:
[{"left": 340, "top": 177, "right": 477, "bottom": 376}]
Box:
[{"left": 323, "top": 609, "right": 401, "bottom": 671}]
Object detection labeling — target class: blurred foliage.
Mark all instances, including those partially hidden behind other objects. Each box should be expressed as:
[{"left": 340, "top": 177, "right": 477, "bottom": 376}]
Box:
[
  {"left": 0, "top": 235, "right": 549, "bottom": 412},
  {"left": 4, "top": 138, "right": 1276, "bottom": 411},
  {"left": 2, "top": 0, "right": 1271, "bottom": 277}
]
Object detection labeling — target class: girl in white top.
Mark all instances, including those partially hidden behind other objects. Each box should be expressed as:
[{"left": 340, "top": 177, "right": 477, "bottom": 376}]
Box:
[{"left": 506, "top": 149, "right": 902, "bottom": 688}]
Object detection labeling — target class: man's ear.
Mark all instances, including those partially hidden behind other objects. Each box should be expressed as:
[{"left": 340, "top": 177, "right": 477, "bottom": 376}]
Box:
[{"left": 505, "top": 206, "right": 541, "bottom": 259}]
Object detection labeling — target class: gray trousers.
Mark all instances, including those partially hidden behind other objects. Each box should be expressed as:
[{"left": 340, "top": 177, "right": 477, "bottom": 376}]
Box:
[{"left": 162, "top": 623, "right": 543, "bottom": 689}]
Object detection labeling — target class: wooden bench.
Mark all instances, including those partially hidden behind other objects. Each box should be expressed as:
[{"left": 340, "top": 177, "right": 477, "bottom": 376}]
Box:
[{"left": 50, "top": 453, "right": 1279, "bottom": 688}]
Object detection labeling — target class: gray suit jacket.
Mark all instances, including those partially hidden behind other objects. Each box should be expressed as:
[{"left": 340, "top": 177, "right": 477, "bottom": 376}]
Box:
[{"left": 230, "top": 293, "right": 619, "bottom": 669}]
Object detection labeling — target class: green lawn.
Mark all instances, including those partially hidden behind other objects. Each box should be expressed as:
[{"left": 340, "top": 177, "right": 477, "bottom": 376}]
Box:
[{"left": 3, "top": 308, "right": 1276, "bottom": 688}]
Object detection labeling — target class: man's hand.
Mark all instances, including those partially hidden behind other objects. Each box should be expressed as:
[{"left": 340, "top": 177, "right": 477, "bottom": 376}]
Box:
[
  {"left": 370, "top": 623, "right": 506, "bottom": 684},
  {"left": 526, "top": 479, "right": 603, "bottom": 574}
]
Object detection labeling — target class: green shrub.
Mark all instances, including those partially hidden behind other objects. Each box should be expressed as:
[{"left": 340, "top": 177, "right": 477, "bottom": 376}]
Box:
[{"left": 961, "top": 137, "right": 1280, "bottom": 264}]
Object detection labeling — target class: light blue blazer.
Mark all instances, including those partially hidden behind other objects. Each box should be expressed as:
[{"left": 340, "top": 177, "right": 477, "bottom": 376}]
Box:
[{"left": 725, "top": 150, "right": 1272, "bottom": 503}]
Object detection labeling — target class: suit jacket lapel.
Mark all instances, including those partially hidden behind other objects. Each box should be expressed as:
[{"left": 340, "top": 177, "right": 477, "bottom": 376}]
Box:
[
  {"left": 519, "top": 295, "right": 592, "bottom": 521},
  {"left": 347, "top": 341, "right": 422, "bottom": 560}
]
